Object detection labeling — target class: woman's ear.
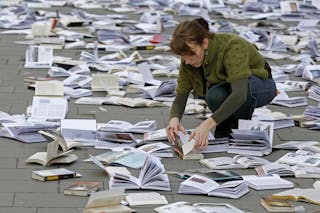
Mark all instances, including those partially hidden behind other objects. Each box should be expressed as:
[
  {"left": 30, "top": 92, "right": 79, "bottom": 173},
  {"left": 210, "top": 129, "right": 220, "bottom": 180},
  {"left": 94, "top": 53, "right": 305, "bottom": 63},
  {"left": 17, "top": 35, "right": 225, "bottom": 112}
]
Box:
[{"left": 203, "top": 38, "right": 209, "bottom": 49}]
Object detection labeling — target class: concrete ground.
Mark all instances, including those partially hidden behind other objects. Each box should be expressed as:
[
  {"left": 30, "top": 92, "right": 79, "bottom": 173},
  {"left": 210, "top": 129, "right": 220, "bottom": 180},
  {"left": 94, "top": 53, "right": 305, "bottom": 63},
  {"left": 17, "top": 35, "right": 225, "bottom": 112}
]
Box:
[{"left": 0, "top": 3, "right": 319, "bottom": 213}]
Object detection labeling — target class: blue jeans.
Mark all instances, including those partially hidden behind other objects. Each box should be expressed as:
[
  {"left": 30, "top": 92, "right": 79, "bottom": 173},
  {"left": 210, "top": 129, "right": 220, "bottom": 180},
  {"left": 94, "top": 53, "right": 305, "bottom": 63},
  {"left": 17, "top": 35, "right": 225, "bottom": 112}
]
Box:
[{"left": 205, "top": 76, "right": 276, "bottom": 137}]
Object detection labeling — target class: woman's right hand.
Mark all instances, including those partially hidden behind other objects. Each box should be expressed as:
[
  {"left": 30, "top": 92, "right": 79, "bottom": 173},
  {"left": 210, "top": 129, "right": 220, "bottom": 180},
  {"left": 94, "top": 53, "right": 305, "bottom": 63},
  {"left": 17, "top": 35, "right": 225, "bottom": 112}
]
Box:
[{"left": 166, "top": 117, "right": 187, "bottom": 144}]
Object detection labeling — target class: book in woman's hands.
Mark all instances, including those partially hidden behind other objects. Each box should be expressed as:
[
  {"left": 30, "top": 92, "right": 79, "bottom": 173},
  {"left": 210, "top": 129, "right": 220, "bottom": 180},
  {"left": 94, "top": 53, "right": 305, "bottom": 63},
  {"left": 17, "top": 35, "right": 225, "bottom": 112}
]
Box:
[
  {"left": 272, "top": 188, "right": 320, "bottom": 205},
  {"left": 178, "top": 174, "right": 249, "bottom": 199},
  {"left": 98, "top": 120, "right": 157, "bottom": 133},
  {"left": 25, "top": 141, "right": 78, "bottom": 166},
  {"left": 32, "top": 168, "right": 81, "bottom": 181},
  {"left": 109, "top": 155, "right": 171, "bottom": 191},
  {"left": 173, "top": 131, "right": 203, "bottom": 160},
  {"left": 200, "top": 155, "right": 270, "bottom": 170}
]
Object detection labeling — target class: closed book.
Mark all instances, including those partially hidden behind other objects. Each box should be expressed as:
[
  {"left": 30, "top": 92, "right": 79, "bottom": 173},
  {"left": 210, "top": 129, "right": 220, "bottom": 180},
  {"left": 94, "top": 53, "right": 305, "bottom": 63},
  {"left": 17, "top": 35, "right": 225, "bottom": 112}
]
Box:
[
  {"left": 32, "top": 168, "right": 81, "bottom": 181},
  {"left": 260, "top": 196, "right": 295, "bottom": 212},
  {"left": 64, "top": 181, "right": 100, "bottom": 196}
]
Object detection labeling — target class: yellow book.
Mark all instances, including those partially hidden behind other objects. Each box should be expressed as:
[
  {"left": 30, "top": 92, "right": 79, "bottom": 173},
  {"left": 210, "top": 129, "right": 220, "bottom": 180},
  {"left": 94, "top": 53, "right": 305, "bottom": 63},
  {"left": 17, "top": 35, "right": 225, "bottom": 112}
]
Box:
[{"left": 272, "top": 188, "right": 320, "bottom": 206}]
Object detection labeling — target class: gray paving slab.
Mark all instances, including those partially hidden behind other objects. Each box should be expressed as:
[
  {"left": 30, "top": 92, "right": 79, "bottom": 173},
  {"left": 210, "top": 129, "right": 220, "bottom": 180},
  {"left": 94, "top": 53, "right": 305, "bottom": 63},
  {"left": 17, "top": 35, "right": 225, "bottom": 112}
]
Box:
[
  {"left": 0, "top": 207, "right": 36, "bottom": 213},
  {"left": 0, "top": 193, "right": 14, "bottom": 206},
  {"left": 37, "top": 207, "right": 82, "bottom": 213},
  {"left": 0, "top": 180, "right": 57, "bottom": 193}
]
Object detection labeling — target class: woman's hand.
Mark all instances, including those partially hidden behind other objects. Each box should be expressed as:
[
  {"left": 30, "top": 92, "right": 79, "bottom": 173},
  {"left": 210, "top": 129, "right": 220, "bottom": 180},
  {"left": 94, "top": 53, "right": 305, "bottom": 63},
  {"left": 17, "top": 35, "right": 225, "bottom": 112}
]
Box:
[
  {"left": 189, "top": 117, "right": 217, "bottom": 150},
  {"left": 166, "top": 117, "right": 187, "bottom": 143}
]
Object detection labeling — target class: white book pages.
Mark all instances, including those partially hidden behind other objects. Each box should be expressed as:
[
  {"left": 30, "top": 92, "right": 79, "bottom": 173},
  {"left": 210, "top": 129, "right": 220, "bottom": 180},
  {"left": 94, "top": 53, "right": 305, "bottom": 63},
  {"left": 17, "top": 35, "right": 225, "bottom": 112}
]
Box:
[
  {"left": 25, "top": 46, "right": 53, "bottom": 68},
  {"left": 138, "top": 62, "right": 162, "bottom": 86},
  {"left": 31, "top": 97, "right": 68, "bottom": 120},
  {"left": 35, "top": 81, "right": 64, "bottom": 96}
]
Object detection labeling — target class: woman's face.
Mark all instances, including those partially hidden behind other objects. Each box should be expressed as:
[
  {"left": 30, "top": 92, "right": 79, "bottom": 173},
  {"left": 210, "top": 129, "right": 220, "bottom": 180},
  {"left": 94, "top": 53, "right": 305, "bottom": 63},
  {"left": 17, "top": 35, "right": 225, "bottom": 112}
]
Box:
[{"left": 181, "top": 38, "right": 208, "bottom": 68}]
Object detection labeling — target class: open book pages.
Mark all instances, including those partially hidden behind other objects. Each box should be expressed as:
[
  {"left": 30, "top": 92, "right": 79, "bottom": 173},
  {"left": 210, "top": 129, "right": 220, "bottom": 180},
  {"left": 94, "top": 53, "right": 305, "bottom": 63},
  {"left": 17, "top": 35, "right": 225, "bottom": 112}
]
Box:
[
  {"left": 202, "top": 137, "right": 229, "bottom": 154},
  {"left": 140, "top": 79, "right": 177, "bottom": 100},
  {"left": 252, "top": 107, "right": 294, "bottom": 129},
  {"left": 137, "top": 142, "right": 172, "bottom": 156},
  {"left": 89, "top": 154, "right": 131, "bottom": 176},
  {"left": 277, "top": 80, "right": 312, "bottom": 92},
  {"left": 83, "top": 150, "right": 130, "bottom": 164},
  {"left": 144, "top": 128, "right": 168, "bottom": 141},
  {"left": 24, "top": 45, "right": 53, "bottom": 68},
  {"left": 38, "top": 130, "right": 84, "bottom": 151},
  {"left": 154, "top": 202, "right": 246, "bottom": 213},
  {"left": 63, "top": 74, "right": 91, "bottom": 88},
  {"left": 242, "top": 174, "right": 294, "bottom": 190},
  {"left": 200, "top": 155, "right": 270, "bottom": 170},
  {"left": 0, "top": 126, "right": 47, "bottom": 143},
  {"left": 109, "top": 154, "right": 171, "bottom": 191},
  {"left": 271, "top": 92, "right": 308, "bottom": 108},
  {"left": 276, "top": 151, "right": 320, "bottom": 167},
  {"left": 256, "top": 162, "right": 320, "bottom": 178},
  {"left": 138, "top": 62, "right": 162, "bottom": 86},
  {"left": 273, "top": 141, "right": 320, "bottom": 152},
  {"left": 116, "top": 97, "right": 164, "bottom": 108},
  {"left": 125, "top": 192, "right": 168, "bottom": 206},
  {"left": 228, "top": 119, "right": 274, "bottom": 156},
  {"left": 308, "top": 85, "right": 320, "bottom": 102},
  {"left": 35, "top": 80, "right": 64, "bottom": 97},
  {"left": 60, "top": 119, "right": 96, "bottom": 145},
  {"left": 173, "top": 131, "right": 203, "bottom": 160},
  {"left": 83, "top": 189, "right": 133, "bottom": 213},
  {"left": 98, "top": 120, "right": 157, "bottom": 133},
  {"left": 25, "top": 141, "right": 78, "bottom": 166},
  {"left": 91, "top": 73, "right": 120, "bottom": 92},
  {"left": 302, "top": 65, "right": 320, "bottom": 84},
  {"left": 74, "top": 96, "right": 121, "bottom": 105},
  {"left": 178, "top": 174, "right": 249, "bottom": 199},
  {"left": 272, "top": 188, "right": 320, "bottom": 206},
  {"left": 31, "top": 96, "right": 68, "bottom": 120},
  {"left": 96, "top": 131, "right": 137, "bottom": 144}
]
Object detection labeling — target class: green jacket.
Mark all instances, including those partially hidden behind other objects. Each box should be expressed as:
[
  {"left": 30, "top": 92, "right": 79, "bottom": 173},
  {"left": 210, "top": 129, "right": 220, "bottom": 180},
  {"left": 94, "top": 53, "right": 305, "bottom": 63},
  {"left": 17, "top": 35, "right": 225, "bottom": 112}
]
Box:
[{"left": 176, "top": 33, "right": 269, "bottom": 98}]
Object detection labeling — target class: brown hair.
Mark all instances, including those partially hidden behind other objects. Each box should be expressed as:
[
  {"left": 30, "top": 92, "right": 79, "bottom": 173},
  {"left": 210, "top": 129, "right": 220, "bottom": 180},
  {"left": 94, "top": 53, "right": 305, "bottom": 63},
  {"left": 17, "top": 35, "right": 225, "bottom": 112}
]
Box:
[{"left": 170, "top": 18, "right": 214, "bottom": 56}]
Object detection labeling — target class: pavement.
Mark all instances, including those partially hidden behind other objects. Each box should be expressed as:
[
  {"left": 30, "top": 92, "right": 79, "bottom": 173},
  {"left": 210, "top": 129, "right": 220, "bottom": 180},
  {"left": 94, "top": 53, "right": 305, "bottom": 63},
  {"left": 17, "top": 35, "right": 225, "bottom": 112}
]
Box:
[{"left": 0, "top": 3, "right": 319, "bottom": 213}]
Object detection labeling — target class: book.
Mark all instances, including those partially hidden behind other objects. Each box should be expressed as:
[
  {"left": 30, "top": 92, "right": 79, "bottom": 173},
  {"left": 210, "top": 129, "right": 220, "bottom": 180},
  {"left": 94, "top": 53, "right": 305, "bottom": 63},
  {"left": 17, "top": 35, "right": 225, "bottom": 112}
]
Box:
[
  {"left": 32, "top": 168, "right": 81, "bottom": 181},
  {"left": 140, "top": 80, "right": 177, "bottom": 101},
  {"left": 255, "top": 162, "right": 320, "bottom": 178},
  {"left": 200, "top": 155, "right": 270, "bottom": 170},
  {"left": 35, "top": 80, "right": 64, "bottom": 97},
  {"left": 260, "top": 196, "right": 295, "bottom": 212},
  {"left": 83, "top": 189, "right": 133, "bottom": 213},
  {"left": 125, "top": 192, "right": 168, "bottom": 206},
  {"left": 38, "top": 130, "right": 84, "bottom": 151},
  {"left": 89, "top": 154, "right": 131, "bottom": 176},
  {"left": 272, "top": 188, "right": 320, "bottom": 205},
  {"left": 173, "top": 131, "right": 204, "bottom": 160},
  {"left": 228, "top": 119, "right": 274, "bottom": 156},
  {"left": 24, "top": 45, "right": 53, "bottom": 68},
  {"left": 137, "top": 142, "right": 173, "bottom": 158},
  {"left": 97, "top": 132, "right": 137, "bottom": 143},
  {"left": 154, "top": 202, "right": 245, "bottom": 213},
  {"left": 242, "top": 174, "right": 294, "bottom": 190},
  {"left": 302, "top": 65, "right": 320, "bottom": 84},
  {"left": 109, "top": 154, "right": 171, "bottom": 191},
  {"left": 60, "top": 119, "right": 97, "bottom": 144},
  {"left": 178, "top": 174, "right": 249, "bottom": 199},
  {"left": 143, "top": 128, "right": 168, "bottom": 141},
  {"left": 116, "top": 97, "right": 164, "bottom": 108},
  {"left": 31, "top": 96, "right": 68, "bottom": 120},
  {"left": 276, "top": 151, "right": 320, "bottom": 167},
  {"left": 252, "top": 108, "right": 294, "bottom": 129},
  {"left": 64, "top": 181, "right": 100, "bottom": 197},
  {"left": 98, "top": 120, "right": 157, "bottom": 133},
  {"left": 274, "top": 141, "right": 320, "bottom": 153},
  {"left": 25, "top": 141, "right": 78, "bottom": 166}
]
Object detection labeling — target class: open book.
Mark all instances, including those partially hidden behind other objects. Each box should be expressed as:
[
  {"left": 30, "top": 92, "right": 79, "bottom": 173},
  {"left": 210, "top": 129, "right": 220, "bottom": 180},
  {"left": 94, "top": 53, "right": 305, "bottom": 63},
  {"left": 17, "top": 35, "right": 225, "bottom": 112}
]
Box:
[
  {"left": 24, "top": 45, "right": 53, "bottom": 68},
  {"left": 242, "top": 174, "right": 294, "bottom": 190},
  {"left": 35, "top": 80, "right": 64, "bottom": 97},
  {"left": 31, "top": 96, "right": 68, "bottom": 120},
  {"left": 137, "top": 142, "right": 173, "bottom": 158},
  {"left": 154, "top": 201, "right": 246, "bottom": 213},
  {"left": 228, "top": 119, "right": 274, "bottom": 156},
  {"left": 125, "top": 192, "right": 168, "bottom": 206},
  {"left": 98, "top": 120, "right": 157, "bottom": 133},
  {"left": 83, "top": 189, "right": 133, "bottom": 213},
  {"left": 276, "top": 151, "right": 320, "bottom": 167},
  {"left": 25, "top": 141, "right": 78, "bottom": 166},
  {"left": 272, "top": 188, "right": 320, "bottom": 205},
  {"left": 38, "top": 130, "right": 84, "bottom": 151},
  {"left": 173, "top": 131, "right": 204, "bottom": 160},
  {"left": 178, "top": 174, "right": 249, "bottom": 199},
  {"left": 109, "top": 154, "right": 171, "bottom": 191},
  {"left": 255, "top": 162, "right": 320, "bottom": 178},
  {"left": 200, "top": 155, "right": 270, "bottom": 170},
  {"left": 143, "top": 128, "right": 168, "bottom": 141},
  {"left": 140, "top": 80, "right": 177, "bottom": 101}
]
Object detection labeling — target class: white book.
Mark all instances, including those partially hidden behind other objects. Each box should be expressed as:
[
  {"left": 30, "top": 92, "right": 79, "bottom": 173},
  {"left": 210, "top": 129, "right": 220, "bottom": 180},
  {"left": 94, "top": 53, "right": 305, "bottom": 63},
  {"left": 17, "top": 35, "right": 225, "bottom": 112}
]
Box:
[
  {"left": 35, "top": 80, "right": 64, "bottom": 97},
  {"left": 74, "top": 96, "right": 121, "bottom": 105},
  {"left": 273, "top": 141, "right": 320, "bottom": 150},
  {"left": 178, "top": 174, "right": 249, "bottom": 199},
  {"left": 63, "top": 74, "right": 91, "bottom": 88},
  {"left": 280, "top": 1, "right": 300, "bottom": 14},
  {"left": 60, "top": 119, "right": 96, "bottom": 144},
  {"left": 138, "top": 62, "right": 162, "bottom": 86},
  {"left": 91, "top": 73, "right": 119, "bottom": 92},
  {"left": 174, "top": 131, "right": 203, "bottom": 160},
  {"left": 125, "top": 192, "right": 168, "bottom": 206},
  {"left": 144, "top": 129, "right": 168, "bottom": 141},
  {"left": 200, "top": 155, "right": 270, "bottom": 170},
  {"left": 277, "top": 151, "right": 320, "bottom": 167},
  {"left": 109, "top": 155, "right": 170, "bottom": 191},
  {"left": 98, "top": 120, "right": 157, "bottom": 133},
  {"left": 242, "top": 174, "right": 294, "bottom": 190},
  {"left": 137, "top": 142, "right": 172, "bottom": 157},
  {"left": 89, "top": 154, "right": 131, "bottom": 176},
  {"left": 140, "top": 80, "right": 177, "bottom": 100},
  {"left": 116, "top": 97, "right": 164, "bottom": 108},
  {"left": 25, "top": 141, "right": 78, "bottom": 166},
  {"left": 302, "top": 65, "right": 320, "bottom": 84},
  {"left": 25, "top": 46, "right": 53, "bottom": 68},
  {"left": 31, "top": 96, "right": 68, "bottom": 120}
]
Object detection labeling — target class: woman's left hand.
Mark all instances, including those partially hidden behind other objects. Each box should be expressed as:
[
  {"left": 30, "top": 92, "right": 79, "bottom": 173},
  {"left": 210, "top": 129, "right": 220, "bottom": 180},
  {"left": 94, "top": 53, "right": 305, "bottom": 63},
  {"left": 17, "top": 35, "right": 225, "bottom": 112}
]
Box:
[{"left": 189, "top": 117, "right": 217, "bottom": 150}]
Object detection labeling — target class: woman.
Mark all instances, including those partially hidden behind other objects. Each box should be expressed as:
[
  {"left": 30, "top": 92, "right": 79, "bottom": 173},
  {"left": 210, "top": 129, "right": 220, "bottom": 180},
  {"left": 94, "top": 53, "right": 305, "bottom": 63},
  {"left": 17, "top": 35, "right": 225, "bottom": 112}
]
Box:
[{"left": 166, "top": 18, "right": 276, "bottom": 150}]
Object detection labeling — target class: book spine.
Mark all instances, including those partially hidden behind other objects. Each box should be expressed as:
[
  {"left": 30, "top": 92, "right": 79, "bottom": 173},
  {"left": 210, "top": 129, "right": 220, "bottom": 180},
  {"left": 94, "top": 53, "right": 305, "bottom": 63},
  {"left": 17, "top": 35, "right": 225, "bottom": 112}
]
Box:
[{"left": 45, "top": 173, "right": 76, "bottom": 181}]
